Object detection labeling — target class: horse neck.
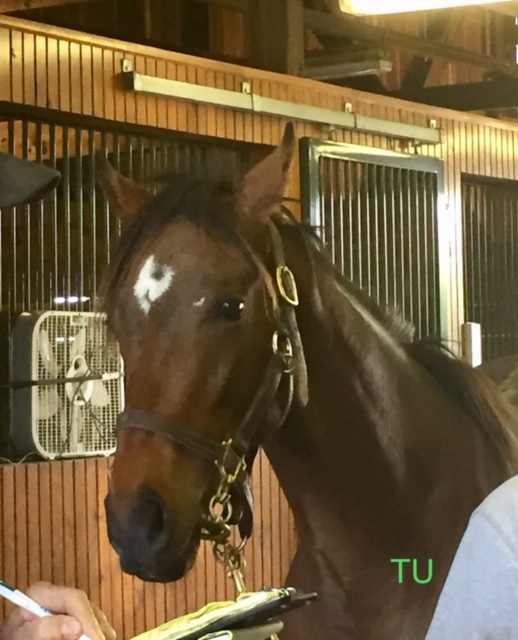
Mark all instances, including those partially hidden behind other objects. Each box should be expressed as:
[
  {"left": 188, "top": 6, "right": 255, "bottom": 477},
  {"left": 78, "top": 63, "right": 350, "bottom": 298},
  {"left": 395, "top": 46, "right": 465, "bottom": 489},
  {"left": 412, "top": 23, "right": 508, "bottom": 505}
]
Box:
[{"left": 263, "top": 234, "right": 486, "bottom": 545}]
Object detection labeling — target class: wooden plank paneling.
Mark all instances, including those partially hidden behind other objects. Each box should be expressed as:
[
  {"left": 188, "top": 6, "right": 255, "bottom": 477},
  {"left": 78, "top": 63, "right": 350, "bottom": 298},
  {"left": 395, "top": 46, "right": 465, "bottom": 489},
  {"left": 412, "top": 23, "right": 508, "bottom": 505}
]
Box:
[{"left": 0, "top": 453, "right": 294, "bottom": 639}]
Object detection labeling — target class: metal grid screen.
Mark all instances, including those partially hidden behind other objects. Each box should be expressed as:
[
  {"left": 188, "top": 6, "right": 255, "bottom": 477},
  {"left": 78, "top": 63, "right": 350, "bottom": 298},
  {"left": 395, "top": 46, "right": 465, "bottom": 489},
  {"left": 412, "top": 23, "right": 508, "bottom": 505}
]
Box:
[
  {"left": 462, "top": 177, "right": 518, "bottom": 360},
  {"left": 0, "top": 105, "right": 263, "bottom": 457},
  {"left": 300, "top": 139, "right": 444, "bottom": 340}
]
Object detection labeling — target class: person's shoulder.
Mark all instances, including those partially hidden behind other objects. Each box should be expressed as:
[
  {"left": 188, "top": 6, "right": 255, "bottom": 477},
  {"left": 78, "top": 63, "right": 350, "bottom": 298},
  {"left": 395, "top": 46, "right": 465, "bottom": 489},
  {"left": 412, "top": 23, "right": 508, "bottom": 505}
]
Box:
[
  {"left": 476, "top": 475, "right": 518, "bottom": 513},
  {"left": 472, "top": 475, "right": 518, "bottom": 548}
]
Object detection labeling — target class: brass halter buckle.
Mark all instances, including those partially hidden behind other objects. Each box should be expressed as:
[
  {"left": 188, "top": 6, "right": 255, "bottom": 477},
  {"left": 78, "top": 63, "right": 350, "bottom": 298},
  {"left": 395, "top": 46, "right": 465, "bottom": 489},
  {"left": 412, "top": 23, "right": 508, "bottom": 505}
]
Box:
[{"left": 276, "top": 265, "right": 299, "bottom": 306}]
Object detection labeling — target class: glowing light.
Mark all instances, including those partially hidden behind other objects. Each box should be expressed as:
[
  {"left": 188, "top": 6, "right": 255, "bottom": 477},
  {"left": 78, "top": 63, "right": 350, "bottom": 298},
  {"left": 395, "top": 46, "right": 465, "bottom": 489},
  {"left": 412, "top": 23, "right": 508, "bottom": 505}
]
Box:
[{"left": 339, "top": 0, "right": 505, "bottom": 15}]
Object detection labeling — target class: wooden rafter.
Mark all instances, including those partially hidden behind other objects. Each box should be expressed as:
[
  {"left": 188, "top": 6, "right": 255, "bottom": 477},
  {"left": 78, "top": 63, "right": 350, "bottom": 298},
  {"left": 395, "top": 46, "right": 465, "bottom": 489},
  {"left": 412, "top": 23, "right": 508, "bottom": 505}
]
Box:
[
  {"left": 304, "top": 8, "right": 518, "bottom": 78},
  {"left": 248, "top": 0, "right": 304, "bottom": 75},
  {"left": 400, "top": 9, "right": 466, "bottom": 96},
  {"left": 400, "top": 77, "right": 518, "bottom": 110}
]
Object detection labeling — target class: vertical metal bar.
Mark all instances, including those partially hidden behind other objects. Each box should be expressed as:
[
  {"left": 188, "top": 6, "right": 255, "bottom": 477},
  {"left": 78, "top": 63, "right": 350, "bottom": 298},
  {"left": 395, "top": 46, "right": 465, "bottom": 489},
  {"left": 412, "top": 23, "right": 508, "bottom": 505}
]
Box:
[
  {"left": 380, "top": 166, "right": 389, "bottom": 307},
  {"left": 62, "top": 126, "right": 71, "bottom": 311},
  {"left": 390, "top": 166, "right": 397, "bottom": 310},
  {"left": 8, "top": 119, "right": 17, "bottom": 313},
  {"left": 398, "top": 167, "right": 406, "bottom": 318},
  {"left": 150, "top": 135, "right": 158, "bottom": 182},
  {"left": 462, "top": 183, "right": 474, "bottom": 330},
  {"left": 137, "top": 135, "right": 145, "bottom": 185},
  {"left": 75, "top": 127, "right": 85, "bottom": 311},
  {"left": 329, "top": 158, "right": 336, "bottom": 265},
  {"left": 49, "top": 124, "right": 58, "bottom": 312},
  {"left": 356, "top": 161, "right": 363, "bottom": 288},
  {"left": 337, "top": 157, "right": 345, "bottom": 275},
  {"left": 318, "top": 157, "right": 327, "bottom": 250},
  {"left": 431, "top": 173, "right": 440, "bottom": 336},
  {"left": 89, "top": 129, "right": 99, "bottom": 303},
  {"left": 22, "top": 119, "right": 31, "bottom": 312},
  {"left": 35, "top": 121, "right": 45, "bottom": 310},
  {"left": 362, "top": 162, "right": 377, "bottom": 296},
  {"left": 491, "top": 186, "right": 499, "bottom": 357},
  {"left": 414, "top": 171, "right": 422, "bottom": 336},
  {"left": 481, "top": 185, "right": 491, "bottom": 359},
  {"left": 347, "top": 161, "right": 354, "bottom": 280},
  {"left": 474, "top": 184, "right": 485, "bottom": 357},
  {"left": 423, "top": 172, "right": 432, "bottom": 337},
  {"left": 489, "top": 186, "right": 498, "bottom": 358},
  {"left": 406, "top": 169, "right": 414, "bottom": 328},
  {"left": 501, "top": 186, "right": 509, "bottom": 355},
  {"left": 372, "top": 164, "right": 380, "bottom": 303}
]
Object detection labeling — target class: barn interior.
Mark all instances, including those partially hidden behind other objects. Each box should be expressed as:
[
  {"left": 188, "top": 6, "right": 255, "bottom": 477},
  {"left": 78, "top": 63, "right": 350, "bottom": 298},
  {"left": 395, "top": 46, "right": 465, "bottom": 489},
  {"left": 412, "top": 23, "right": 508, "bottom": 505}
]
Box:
[{"left": 1, "top": 1, "right": 518, "bottom": 637}]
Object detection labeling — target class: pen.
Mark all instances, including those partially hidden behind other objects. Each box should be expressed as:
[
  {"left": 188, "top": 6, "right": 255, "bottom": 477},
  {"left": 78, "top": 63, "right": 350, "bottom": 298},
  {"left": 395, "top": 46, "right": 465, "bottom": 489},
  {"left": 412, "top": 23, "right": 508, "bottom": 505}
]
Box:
[{"left": 0, "top": 580, "right": 92, "bottom": 640}]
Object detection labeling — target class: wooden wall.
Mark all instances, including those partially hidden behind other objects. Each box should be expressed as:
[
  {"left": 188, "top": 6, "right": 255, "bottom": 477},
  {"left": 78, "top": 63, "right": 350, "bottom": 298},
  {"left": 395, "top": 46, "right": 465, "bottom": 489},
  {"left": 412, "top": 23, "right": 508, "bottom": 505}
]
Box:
[
  {"left": 0, "top": 454, "right": 296, "bottom": 638},
  {"left": 1, "top": 12, "right": 518, "bottom": 637},
  {"left": 0, "top": 12, "right": 513, "bottom": 344}
]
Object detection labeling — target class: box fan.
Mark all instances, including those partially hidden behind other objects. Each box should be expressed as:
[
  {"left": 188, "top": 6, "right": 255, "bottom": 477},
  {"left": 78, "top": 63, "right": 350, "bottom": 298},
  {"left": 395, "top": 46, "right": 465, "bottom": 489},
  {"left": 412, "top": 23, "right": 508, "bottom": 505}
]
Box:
[{"left": 12, "top": 311, "right": 124, "bottom": 459}]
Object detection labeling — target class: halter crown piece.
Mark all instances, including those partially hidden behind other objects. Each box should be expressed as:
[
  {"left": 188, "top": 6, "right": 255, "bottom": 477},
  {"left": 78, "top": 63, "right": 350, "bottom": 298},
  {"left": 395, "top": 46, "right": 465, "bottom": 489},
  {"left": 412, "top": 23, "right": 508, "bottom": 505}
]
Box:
[{"left": 115, "top": 217, "right": 307, "bottom": 607}]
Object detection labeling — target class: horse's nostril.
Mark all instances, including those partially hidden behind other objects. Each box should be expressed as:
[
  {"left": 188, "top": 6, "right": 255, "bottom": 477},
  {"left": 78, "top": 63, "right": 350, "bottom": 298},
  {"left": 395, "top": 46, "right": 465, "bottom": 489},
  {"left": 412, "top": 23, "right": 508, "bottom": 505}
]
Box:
[
  {"left": 147, "top": 498, "right": 165, "bottom": 541},
  {"left": 138, "top": 488, "right": 171, "bottom": 547}
]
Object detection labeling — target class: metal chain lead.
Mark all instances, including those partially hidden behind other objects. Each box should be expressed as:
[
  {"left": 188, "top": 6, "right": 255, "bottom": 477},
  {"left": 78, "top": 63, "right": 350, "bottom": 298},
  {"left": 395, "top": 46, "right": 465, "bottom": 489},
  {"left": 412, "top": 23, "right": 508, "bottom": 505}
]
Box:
[{"left": 203, "top": 443, "right": 279, "bottom": 639}]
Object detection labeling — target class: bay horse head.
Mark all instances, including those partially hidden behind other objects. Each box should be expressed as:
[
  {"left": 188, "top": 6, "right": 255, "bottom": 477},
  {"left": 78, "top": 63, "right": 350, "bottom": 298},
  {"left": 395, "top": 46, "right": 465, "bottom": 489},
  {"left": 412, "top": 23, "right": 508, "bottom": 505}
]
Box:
[{"left": 97, "top": 125, "right": 303, "bottom": 582}]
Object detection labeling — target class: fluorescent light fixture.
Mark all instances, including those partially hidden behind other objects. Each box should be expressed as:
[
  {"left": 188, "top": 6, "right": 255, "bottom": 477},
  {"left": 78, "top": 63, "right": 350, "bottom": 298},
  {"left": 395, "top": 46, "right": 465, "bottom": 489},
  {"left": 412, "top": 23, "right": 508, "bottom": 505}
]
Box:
[
  {"left": 54, "top": 296, "right": 90, "bottom": 304},
  {"left": 338, "top": 0, "right": 507, "bottom": 15}
]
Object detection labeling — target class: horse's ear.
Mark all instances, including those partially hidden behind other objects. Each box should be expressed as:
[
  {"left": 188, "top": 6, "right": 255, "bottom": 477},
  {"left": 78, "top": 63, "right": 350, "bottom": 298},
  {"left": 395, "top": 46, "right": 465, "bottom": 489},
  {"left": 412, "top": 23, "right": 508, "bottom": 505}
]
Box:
[
  {"left": 95, "top": 151, "right": 151, "bottom": 228},
  {"left": 234, "top": 123, "right": 295, "bottom": 231}
]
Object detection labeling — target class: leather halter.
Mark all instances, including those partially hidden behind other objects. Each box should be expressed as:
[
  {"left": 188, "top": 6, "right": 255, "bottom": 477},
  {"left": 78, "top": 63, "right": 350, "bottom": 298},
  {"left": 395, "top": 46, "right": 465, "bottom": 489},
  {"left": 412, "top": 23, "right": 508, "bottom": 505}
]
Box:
[{"left": 114, "top": 218, "right": 305, "bottom": 540}]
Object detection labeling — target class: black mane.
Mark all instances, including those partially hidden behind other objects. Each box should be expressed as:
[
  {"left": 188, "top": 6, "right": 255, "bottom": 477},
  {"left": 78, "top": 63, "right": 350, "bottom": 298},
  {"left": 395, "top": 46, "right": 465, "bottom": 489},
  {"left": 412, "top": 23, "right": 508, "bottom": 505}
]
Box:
[{"left": 282, "top": 218, "right": 518, "bottom": 467}]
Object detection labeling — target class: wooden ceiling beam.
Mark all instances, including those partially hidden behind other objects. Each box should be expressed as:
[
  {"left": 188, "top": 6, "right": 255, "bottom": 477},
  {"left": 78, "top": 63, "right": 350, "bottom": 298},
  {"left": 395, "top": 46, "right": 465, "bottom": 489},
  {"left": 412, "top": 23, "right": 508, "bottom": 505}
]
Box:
[
  {"left": 1, "top": 0, "right": 102, "bottom": 12},
  {"left": 248, "top": 0, "right": 304, "bottom": 75},
  {"left": 397, "top": 77, "right": 518, "bottom": 110},
  {"left": 304, "top": 8, "right": 518, "bottom": 78},
  {"left": 401, "top": 9, "right": 466, "bottom": 96}
]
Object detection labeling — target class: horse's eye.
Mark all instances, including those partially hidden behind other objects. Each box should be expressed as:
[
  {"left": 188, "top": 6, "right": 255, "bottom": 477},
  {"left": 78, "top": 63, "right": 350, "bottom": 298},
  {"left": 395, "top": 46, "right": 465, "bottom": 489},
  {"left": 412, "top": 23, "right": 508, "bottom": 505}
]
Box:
[{"left": 215, "top": 297, "right": 245, "bottom": 321}]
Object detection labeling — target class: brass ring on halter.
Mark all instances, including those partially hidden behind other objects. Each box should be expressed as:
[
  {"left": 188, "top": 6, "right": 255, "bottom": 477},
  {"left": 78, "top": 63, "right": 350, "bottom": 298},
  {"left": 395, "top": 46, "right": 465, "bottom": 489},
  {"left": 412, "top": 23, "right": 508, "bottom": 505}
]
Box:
[
  {"left": 209, "top": 493, "right": 233, "bottom": 524},
  {"left": 272, "top": 331, "right": 295, "bottom": 373},
  {"left": 276, "top": 265, "right": 299, "bottom": 306},
  {"left": 272, "top": 331, "right": 293, "bottom": 358}
]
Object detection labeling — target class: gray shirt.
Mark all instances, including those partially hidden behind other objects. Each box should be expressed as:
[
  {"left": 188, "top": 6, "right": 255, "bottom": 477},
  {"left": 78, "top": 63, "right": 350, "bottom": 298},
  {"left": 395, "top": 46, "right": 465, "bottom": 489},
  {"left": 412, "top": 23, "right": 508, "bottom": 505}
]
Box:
[{"left": 426, "top": 475, "right": 518, "bottom": 640}]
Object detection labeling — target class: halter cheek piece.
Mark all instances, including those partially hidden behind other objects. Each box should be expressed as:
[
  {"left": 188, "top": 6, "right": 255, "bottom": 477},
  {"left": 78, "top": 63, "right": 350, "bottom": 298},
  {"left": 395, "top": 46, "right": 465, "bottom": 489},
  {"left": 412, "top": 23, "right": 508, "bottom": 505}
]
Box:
[{"left": 115, "top": 218, "right": 306, "bottom": 546}]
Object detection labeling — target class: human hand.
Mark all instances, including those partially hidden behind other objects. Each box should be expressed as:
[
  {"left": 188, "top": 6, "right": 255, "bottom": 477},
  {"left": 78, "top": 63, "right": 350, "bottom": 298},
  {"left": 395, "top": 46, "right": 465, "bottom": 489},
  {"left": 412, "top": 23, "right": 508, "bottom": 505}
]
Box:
[{"left": 0, "top": 582, "right": 116, "bottom": 640}]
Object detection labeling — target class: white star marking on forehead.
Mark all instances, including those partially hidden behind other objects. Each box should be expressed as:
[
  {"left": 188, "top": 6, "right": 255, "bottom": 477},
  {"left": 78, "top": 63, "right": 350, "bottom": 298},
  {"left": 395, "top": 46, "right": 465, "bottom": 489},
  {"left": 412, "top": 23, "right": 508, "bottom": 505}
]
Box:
[{"left": 134, "top": 255, "right": 175, "bottom": 314}]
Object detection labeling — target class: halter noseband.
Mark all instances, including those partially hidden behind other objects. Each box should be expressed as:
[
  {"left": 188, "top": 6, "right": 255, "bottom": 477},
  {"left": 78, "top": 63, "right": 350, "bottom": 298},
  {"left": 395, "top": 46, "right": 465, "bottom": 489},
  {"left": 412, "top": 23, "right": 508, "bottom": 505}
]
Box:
[{"left": 114, "top": 218, "right": 304, "bottom": 543}]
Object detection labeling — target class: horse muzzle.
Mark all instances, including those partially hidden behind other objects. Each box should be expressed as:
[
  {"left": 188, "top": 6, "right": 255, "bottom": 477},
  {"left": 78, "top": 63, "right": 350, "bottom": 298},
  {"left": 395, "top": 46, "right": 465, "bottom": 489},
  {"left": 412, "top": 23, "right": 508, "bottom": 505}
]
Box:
[{"left": 105, "top": 487, "right": 200, "bottom": 582}]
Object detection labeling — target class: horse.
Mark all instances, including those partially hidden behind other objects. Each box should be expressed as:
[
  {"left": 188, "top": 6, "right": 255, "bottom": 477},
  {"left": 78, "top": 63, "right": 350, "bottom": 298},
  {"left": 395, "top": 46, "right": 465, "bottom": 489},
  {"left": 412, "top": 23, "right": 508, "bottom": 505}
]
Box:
[
  {"left": 96, "top": 124, "right": 518, "bottom": 640},
  {"left": 477, "top": 355, "right": 518, "bottom": 411}
]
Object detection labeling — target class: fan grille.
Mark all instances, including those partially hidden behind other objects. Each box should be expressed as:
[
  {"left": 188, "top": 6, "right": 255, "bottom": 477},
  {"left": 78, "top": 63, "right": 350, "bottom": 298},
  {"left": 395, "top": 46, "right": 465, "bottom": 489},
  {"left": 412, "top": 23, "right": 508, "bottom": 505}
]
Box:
[{"left": 33, "top": 312, "right": 122, "bottom": 457}]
